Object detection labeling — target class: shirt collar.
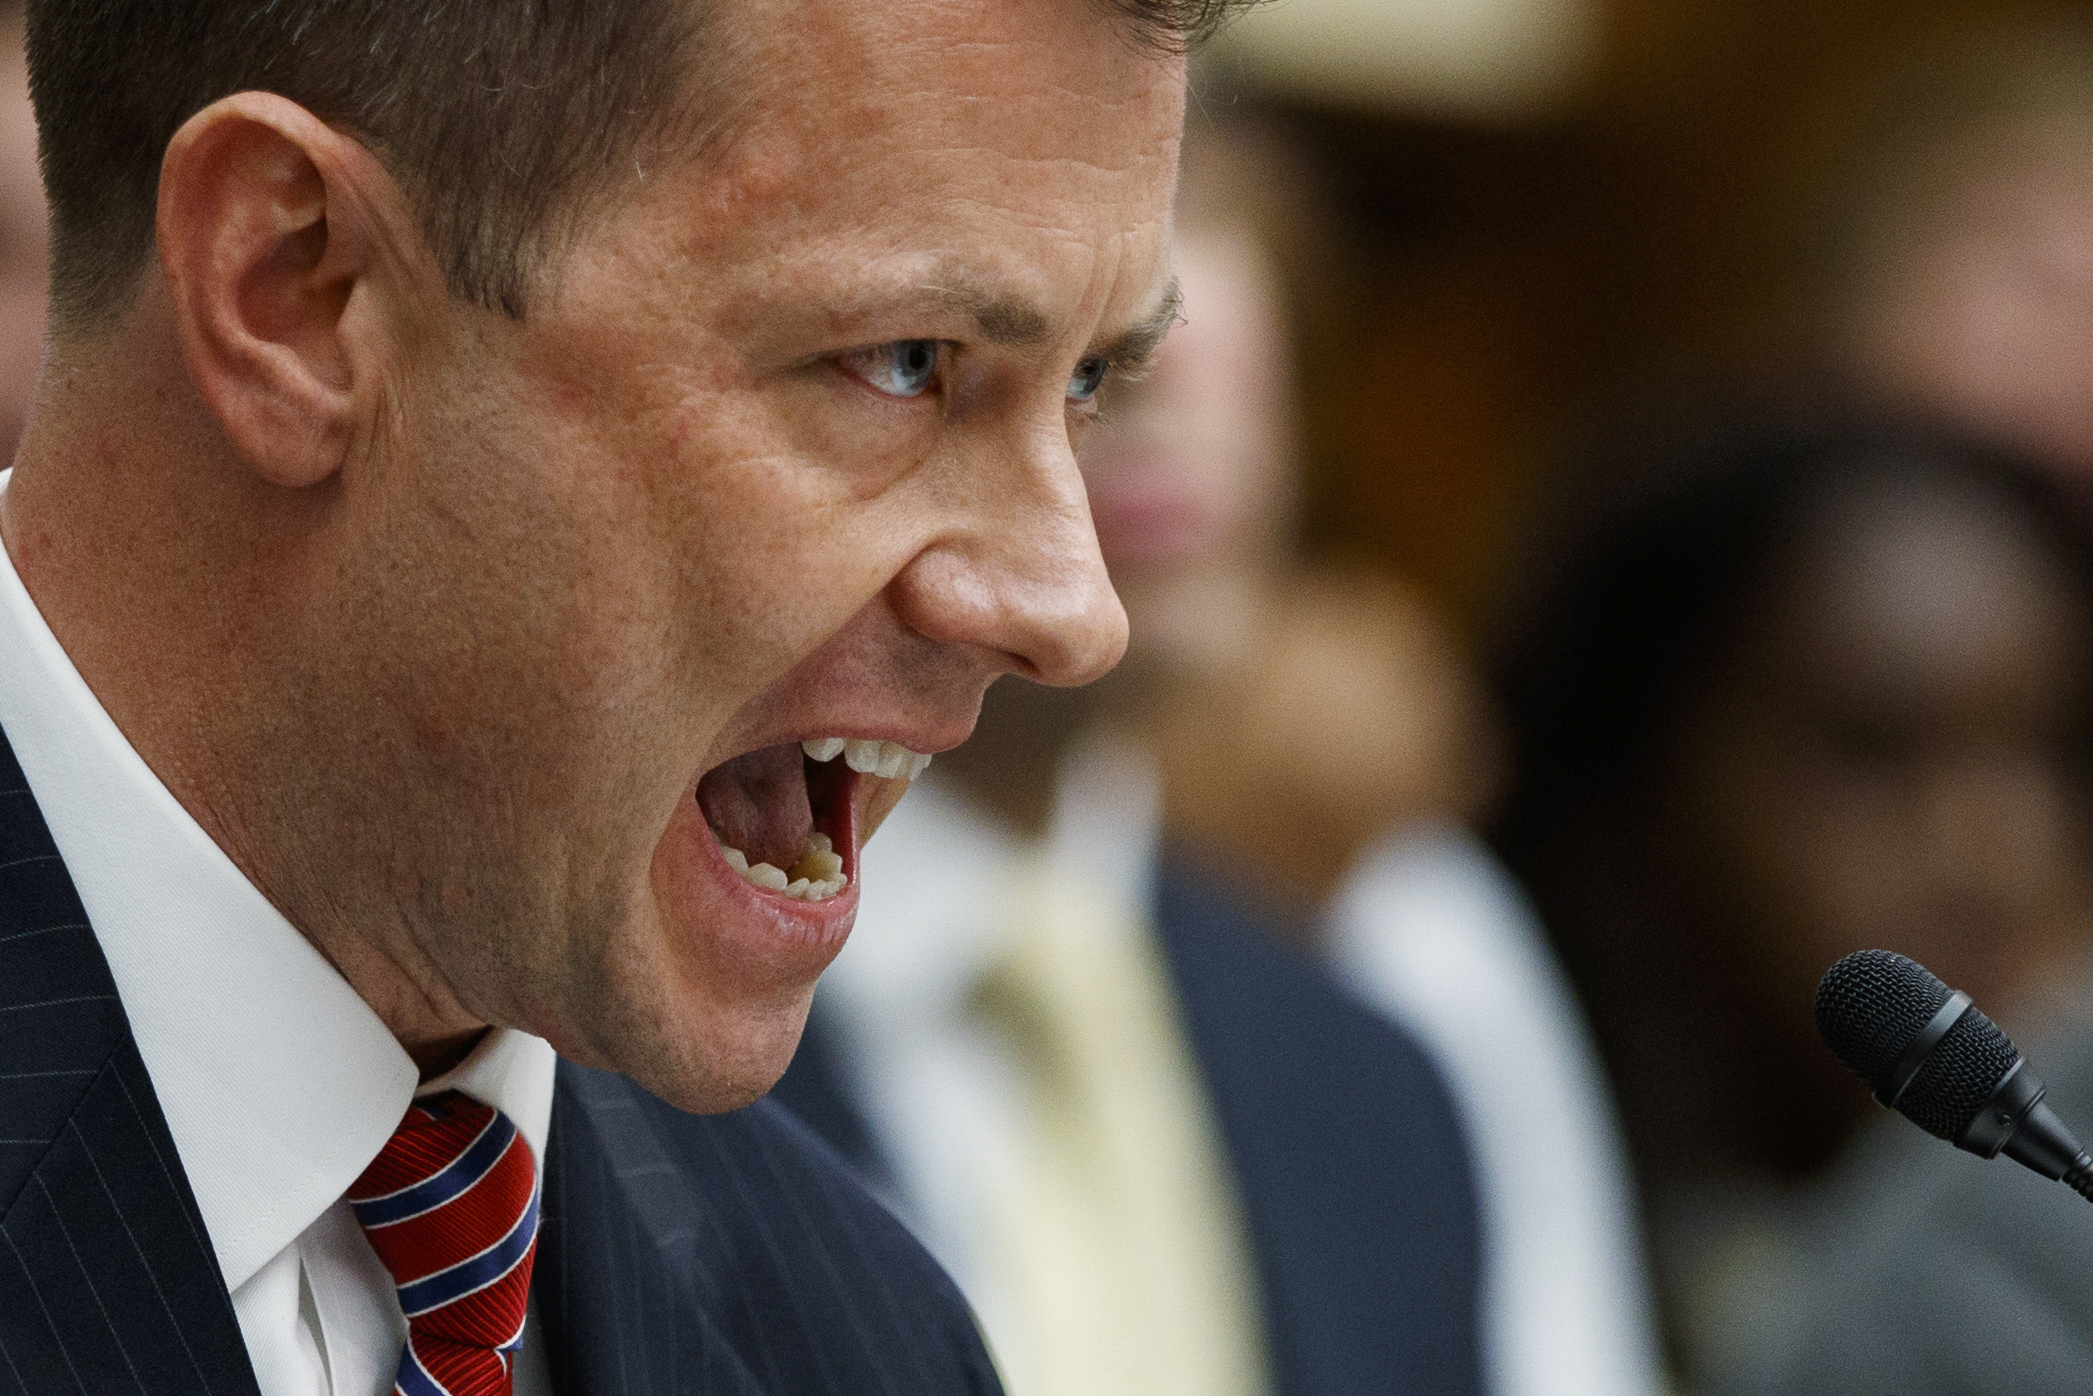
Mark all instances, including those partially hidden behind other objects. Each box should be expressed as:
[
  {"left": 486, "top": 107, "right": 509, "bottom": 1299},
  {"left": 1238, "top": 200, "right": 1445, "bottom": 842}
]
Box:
[{"left": 0, "top": 470, "right": 555, "bottom": 1291}]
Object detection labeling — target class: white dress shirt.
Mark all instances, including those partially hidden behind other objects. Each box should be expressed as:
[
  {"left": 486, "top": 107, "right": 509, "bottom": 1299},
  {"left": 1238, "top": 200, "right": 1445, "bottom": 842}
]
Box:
[
  {"left": 0, "top": 471, "right": 556, "bottom": 1396},
  {"left": 1328, "top": 825, "right": 1669, "bottom": 1396},
  {"left": 817, "top": 731, "right": 1278, "bottom": 1396}
]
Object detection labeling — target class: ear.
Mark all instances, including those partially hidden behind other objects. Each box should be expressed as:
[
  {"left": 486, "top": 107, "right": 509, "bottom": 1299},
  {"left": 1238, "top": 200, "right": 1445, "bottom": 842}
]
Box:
[{"left": 157, "top": 93, "right": 426, "bottom": 489}]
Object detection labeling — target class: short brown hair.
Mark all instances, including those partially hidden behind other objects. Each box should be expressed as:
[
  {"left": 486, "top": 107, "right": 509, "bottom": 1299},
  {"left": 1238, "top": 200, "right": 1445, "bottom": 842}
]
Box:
[{"left": 28, "top": 0, "right": 1249, "bottom": 331}]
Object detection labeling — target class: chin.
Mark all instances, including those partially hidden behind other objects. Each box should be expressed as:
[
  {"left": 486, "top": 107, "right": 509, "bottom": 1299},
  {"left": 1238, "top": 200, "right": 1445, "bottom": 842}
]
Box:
[
  {"left": 553, "top": 796, "right": 851, "bottom": 1115},
  {"left": 648, "top": 1016, "right": 813, "bottom": 1114},
  {"left": 573, "top": 955, "right": 828, "bottom": 1117}
]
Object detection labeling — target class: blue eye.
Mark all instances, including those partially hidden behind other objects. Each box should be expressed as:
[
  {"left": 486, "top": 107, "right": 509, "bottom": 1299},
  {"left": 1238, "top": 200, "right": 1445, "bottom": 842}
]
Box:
[
  {"left": 845, "top": 340, "right": 942, "bottom": 398},
  {"left": 1068, "top": 356, "right": 1109, "bottom": 403}
]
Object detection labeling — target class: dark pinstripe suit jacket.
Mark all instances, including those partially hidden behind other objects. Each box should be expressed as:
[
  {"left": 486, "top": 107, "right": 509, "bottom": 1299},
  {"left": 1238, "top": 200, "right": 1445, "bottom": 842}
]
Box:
[{"left": 0, "top": 724, "right": 1004, "bottom": 1395}]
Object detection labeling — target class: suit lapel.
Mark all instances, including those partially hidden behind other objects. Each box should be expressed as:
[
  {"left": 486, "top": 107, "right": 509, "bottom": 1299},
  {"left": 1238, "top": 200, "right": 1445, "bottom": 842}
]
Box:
[
  {"left": 0, "top": 724, "right": 260, "bottom": 1396},
  {"left": 1153, "top": 852, "right": 1486, "bottom": 1396}
]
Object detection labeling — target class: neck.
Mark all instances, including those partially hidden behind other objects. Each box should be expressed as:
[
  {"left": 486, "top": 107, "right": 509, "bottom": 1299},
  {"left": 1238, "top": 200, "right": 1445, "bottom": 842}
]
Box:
[
  {"left": 2, "top": 311, "right": 492, "bottom": 1070},
  {"left": 4, "top": 317, "right": 257, "bottom": 856}
]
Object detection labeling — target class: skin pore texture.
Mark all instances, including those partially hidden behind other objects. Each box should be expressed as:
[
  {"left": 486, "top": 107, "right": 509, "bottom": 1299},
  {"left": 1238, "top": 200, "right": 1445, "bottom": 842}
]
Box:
[{"left": 0, "top": 0, "right": 1183, "bottom": 1110}]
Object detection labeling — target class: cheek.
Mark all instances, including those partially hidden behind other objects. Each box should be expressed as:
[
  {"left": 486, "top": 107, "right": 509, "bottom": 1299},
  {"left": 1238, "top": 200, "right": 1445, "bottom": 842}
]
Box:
[
  {"left": 735, "top": 375, "right": 938, "bottom": 506},
  {"left": 653, "top": 396, "right": 933, "bottom": 643},
  {"left": 351, "top": 401, "right": 709, "bottom": 804},
  {"left": 467, "top": 323, "right": 932, "bottom": 748},
  {"left": 665, "top": 471, "right": 890, "bottom": 678}
]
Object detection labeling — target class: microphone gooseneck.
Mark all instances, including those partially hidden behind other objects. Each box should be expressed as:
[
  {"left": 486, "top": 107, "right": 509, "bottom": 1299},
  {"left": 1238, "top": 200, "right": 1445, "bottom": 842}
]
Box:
[
  {"left": 2066, "top": 1156, "right": 2093, "bottom": 1204},
  {"left": 1817, "top": 949, "right": 2093, "bottom": 1200}
]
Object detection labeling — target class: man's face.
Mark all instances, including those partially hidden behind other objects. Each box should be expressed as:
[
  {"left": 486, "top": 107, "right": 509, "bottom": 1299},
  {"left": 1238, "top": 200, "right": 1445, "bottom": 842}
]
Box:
[{"left": 282, "top": 0, "right": 1178, "bottom": 1108}]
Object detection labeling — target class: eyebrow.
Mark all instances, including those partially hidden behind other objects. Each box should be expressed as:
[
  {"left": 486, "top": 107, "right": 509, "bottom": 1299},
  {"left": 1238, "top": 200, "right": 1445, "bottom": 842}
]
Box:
[
  {"left": 917, "top": 273, "right": 1185, "bottom": 368},
  {"left": 919, "top": 279, "right": 1055, "bottom": 348},
  {"left": 1095, "top": 276, "right": 1183, "bottom": 370}
]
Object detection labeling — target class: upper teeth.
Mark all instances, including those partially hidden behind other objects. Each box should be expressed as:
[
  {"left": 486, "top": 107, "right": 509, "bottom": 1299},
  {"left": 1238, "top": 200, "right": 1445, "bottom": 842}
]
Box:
[{"left": 802, "top": 736, "right": 931, "bottom": 781}]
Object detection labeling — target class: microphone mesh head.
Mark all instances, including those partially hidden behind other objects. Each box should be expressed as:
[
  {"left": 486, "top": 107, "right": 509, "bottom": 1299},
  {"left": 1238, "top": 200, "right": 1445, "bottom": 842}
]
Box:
[
  {"left": 1816, "top": 949, "right": 2021, "bottom": 1142},
  {"left": 1899, "top": 1004, "right": 2019, "bottom": 1140},
  {"left": 1816, "top": 949, "right": 1951, "bottom": 1085}
]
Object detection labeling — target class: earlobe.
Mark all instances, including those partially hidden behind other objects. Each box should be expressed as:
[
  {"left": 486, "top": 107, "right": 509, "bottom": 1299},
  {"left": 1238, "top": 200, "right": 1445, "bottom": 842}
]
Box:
[{"left": 158, "top": 93, "right": 412, "bottom": 489}]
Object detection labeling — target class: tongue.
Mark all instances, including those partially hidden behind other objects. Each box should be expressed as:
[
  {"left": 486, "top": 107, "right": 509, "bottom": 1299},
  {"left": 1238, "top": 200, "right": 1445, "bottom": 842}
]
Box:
[{"left": 696, "top": 744, "right": 812, "bottom": 872}]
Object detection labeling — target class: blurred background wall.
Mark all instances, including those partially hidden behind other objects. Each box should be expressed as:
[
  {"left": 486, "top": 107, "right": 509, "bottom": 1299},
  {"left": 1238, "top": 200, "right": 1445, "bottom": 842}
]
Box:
[
  {"left": 1221, "top": 0, "right": 2089, "bottom": 636},
  {"left": 1214, "top": 3, "right": 2093, "bottom": 1388}
]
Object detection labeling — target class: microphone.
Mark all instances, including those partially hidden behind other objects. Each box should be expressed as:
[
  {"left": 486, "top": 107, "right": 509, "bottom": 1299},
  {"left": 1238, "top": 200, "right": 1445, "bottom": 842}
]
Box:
[{"left": 1816, "top": 949, "right": 2093, "bottom": 1201}]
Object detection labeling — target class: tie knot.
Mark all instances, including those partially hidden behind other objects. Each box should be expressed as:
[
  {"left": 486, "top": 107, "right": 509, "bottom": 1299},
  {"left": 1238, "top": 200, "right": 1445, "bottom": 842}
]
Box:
[{"left": 348, "top": 1090, "right": 540, "bottom": 1396}]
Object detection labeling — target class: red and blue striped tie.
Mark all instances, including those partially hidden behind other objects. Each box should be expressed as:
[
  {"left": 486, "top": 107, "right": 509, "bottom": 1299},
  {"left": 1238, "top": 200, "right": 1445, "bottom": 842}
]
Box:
[{"left": 348, "top": 1091, "right": 540, "bottom": 1396}]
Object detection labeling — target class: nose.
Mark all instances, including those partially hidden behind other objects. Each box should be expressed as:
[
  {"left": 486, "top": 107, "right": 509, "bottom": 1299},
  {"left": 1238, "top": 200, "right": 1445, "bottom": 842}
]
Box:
[{"left": 888, "top": 426, "right": 1128, "bottom": 688}]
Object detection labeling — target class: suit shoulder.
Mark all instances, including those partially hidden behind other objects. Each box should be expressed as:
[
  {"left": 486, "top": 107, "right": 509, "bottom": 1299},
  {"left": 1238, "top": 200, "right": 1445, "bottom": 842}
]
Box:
[{"left": 539, "top": 1060, "right": 1003, "bottom": 1396}]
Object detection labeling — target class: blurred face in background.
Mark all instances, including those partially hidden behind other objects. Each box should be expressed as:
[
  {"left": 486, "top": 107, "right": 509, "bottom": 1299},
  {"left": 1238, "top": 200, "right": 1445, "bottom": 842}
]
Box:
[
  {"left": 1666, "top": 470, "right": 2093, "bottom": 1038},
  {"left": 1849, "top": 119, "right": 2093, "bottom": 487},
  {"left": 1077, "top": 208, "right": 1298, "bottom": 678},
  {"left": 1071, "top": 167, "right": 1498, "bottom": 892}
]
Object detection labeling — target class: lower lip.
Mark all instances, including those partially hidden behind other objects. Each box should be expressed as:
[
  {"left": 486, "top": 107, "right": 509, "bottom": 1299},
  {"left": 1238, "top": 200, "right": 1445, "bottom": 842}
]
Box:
[{"left": 692, "top": 759, "right": 861, "bottom": 949}]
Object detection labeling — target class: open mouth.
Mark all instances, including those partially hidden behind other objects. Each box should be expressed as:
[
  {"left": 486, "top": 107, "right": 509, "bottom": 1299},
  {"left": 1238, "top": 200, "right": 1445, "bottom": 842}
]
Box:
[{"left": 694, "top": 737, "right": 933, "bottom": 902}]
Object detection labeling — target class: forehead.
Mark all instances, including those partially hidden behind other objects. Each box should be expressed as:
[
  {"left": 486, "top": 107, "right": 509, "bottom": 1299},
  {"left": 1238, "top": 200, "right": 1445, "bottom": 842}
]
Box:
[
  {"left": 641, "top": 0, "right": 1185, "bottom": 331},
  {"left": 735, "top": 0, "right": 1180, "bottom": 163}
]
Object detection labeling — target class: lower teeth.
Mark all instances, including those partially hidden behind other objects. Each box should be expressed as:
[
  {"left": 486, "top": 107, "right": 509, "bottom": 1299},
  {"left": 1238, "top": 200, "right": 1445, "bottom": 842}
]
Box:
[{"left": 717, "top": 830, "right": 847, "bottom": 901}]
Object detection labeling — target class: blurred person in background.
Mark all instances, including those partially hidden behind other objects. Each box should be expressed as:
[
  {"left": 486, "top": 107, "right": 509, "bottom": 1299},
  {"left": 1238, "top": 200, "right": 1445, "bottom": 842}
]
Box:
[
  {"left": 1495, "top": 421, "right": 2093, "bottom": 1394},
  {"left": 0, "top": 0, "right": 45, "bottom": 465},
  {"left": 1789, "top": 17, "right": 2093, "bottom": 513},
  {"left": 773, "top": 108, "right": 1666, "bottom": 1396}
]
